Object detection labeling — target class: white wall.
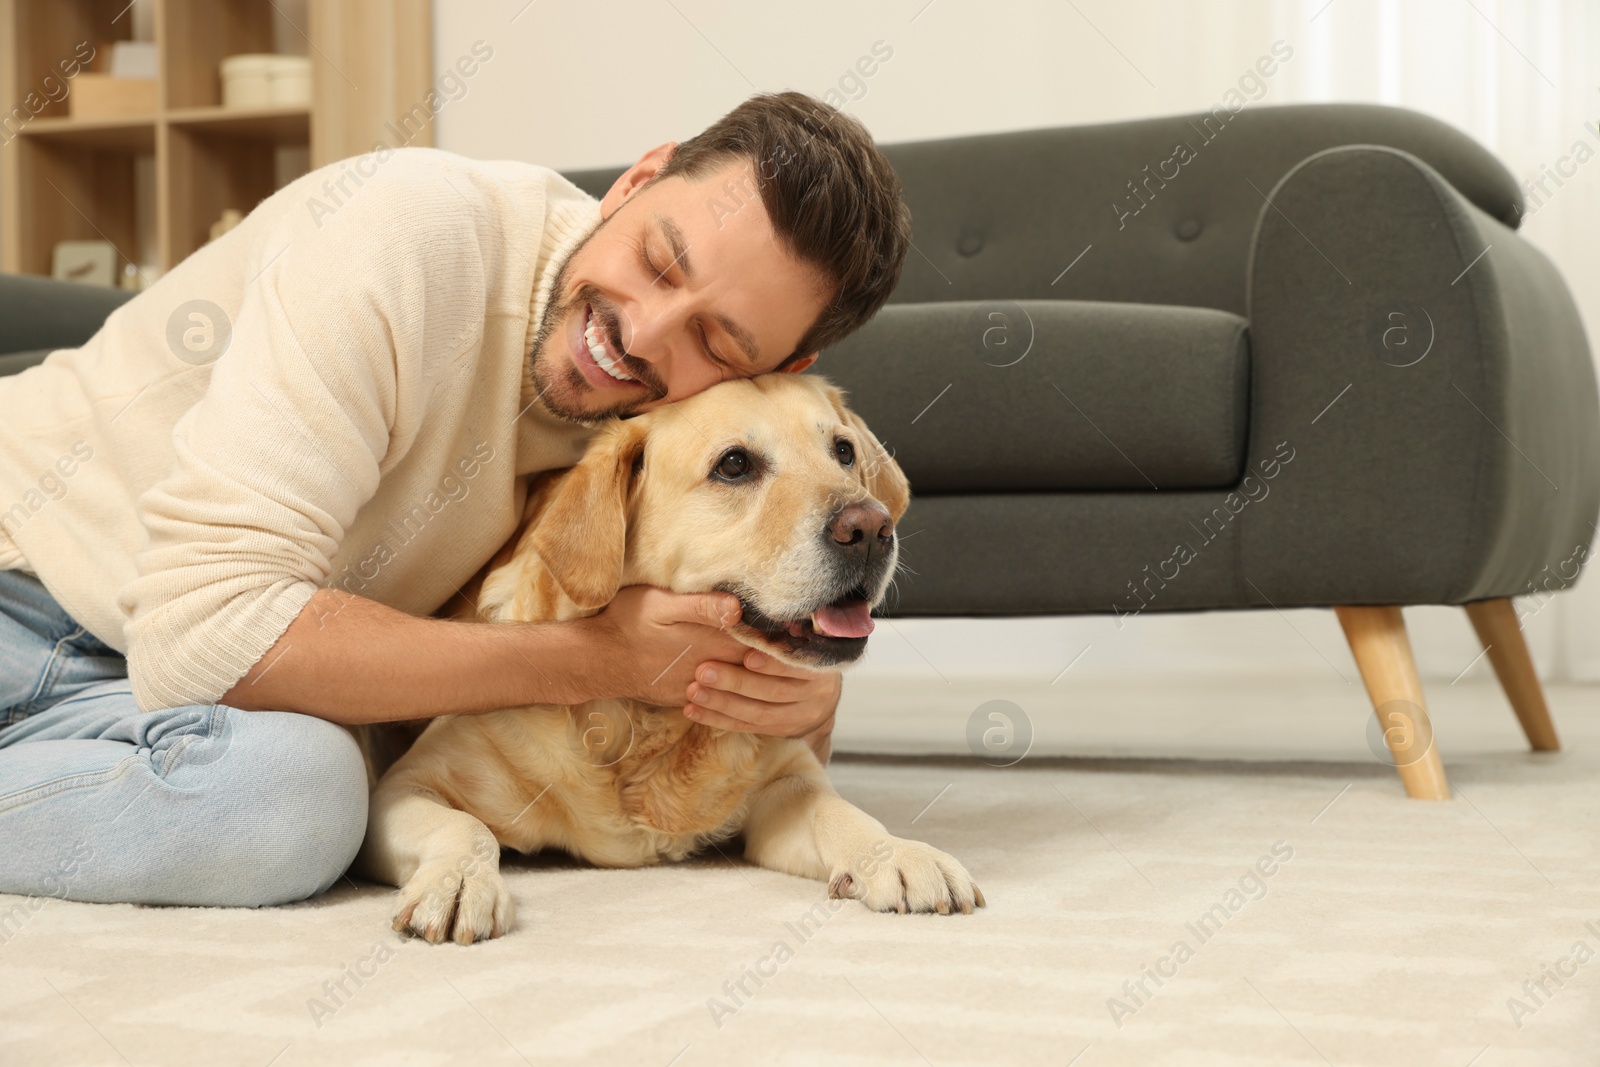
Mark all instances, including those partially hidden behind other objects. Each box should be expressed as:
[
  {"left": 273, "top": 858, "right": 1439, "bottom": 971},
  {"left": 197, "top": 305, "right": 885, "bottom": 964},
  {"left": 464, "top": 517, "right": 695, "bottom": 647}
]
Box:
[{"left": 433, "top": 0, "right": 1600, "bottom": 687}]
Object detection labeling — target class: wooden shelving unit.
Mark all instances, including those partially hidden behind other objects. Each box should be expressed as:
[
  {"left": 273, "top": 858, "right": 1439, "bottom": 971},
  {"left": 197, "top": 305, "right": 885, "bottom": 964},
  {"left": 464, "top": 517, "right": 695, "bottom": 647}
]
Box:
[{"left": 0, "top": 0, "right": 431, "bottom": 279}]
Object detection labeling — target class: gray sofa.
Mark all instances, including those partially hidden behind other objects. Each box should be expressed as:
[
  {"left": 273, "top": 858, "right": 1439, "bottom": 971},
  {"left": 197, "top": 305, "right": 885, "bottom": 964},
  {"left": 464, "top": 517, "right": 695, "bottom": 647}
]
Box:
[{"left": 6, "top": 104, "right": 1594, "bottom": 799}]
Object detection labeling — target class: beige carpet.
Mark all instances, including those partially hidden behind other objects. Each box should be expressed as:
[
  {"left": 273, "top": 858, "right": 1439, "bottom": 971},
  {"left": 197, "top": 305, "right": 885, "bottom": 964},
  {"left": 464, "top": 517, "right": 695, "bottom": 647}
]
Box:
[{"left": 2, "top": 680, "right": 1597, "bottom": 1066}]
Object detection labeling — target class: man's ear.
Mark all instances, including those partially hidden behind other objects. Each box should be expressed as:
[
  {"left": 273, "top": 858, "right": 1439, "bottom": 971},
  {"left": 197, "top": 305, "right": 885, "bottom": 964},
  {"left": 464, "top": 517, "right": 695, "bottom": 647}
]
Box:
[
  {"left": 525, "top": 420, "right": 647, "bottom": 611},
  {"left": 816, "top": 379, "right": 911, "bottom": 523},
  {"left": 601, "top": 142, "right": 678, "bottom": 218},
  {"left": 779, "top": 352, "right": 819, "bottom": 374}
]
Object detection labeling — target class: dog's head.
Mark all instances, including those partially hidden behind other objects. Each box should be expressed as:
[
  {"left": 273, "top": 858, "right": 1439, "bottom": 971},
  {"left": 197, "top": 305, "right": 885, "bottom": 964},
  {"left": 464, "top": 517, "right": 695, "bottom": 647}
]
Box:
[{"left": 522, "top": 374, "right": 909, "bottom": 667}]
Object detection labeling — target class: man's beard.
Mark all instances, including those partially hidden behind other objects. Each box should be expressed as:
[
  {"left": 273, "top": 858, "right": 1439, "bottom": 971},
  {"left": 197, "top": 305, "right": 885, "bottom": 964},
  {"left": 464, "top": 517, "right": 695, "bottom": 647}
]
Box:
[{"left": 526, "top": 224, "right": 668, "bottom": 424}]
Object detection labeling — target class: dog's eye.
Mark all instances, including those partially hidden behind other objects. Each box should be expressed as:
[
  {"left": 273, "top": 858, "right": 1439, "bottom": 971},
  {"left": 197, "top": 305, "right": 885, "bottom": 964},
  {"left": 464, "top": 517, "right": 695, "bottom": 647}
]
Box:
[
  {"left": 714, "top": 448, "right": 752, "bottom": 481},
  {"left": 834, "top": 439, "right": 855, "bottom": 467}
]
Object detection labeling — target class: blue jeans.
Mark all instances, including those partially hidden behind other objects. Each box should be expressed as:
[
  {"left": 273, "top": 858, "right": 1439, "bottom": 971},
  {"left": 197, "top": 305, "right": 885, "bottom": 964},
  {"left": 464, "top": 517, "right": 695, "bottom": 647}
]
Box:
[{"left": 0, "top": 567, "right": 368, "bottom": 906}]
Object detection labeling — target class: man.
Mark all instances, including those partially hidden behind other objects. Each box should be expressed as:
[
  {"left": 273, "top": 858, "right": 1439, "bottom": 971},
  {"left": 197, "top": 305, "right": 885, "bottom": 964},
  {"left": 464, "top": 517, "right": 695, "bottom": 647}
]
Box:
[{"left": 0, "top": 92, "right": 911, "bottom": 908}]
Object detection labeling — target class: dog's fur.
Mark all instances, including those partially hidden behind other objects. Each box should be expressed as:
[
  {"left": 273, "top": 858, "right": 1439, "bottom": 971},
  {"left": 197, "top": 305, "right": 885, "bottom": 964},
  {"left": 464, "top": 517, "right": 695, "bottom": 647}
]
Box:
[{"left": 353, "top": 375, "right": 982, "bottom": 944}]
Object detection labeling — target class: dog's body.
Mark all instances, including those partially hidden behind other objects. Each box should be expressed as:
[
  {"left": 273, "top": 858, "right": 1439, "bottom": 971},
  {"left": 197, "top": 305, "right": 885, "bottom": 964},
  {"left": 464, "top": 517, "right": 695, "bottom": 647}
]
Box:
[{"left": 354, "top": 375, "right": 982, "bottom": 944}]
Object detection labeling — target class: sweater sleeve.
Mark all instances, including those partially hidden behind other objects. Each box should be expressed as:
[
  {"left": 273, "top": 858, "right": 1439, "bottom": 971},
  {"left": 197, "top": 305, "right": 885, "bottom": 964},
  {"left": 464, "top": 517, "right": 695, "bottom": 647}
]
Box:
[{"left": 117, "top": 152, "right": 495, "bottom": 711}]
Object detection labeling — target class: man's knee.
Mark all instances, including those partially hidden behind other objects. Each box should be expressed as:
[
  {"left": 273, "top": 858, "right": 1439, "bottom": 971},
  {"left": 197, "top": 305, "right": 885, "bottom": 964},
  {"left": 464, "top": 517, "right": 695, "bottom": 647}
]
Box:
[{"left": 223, "top": 711, "right": 370, "bottom": 906}]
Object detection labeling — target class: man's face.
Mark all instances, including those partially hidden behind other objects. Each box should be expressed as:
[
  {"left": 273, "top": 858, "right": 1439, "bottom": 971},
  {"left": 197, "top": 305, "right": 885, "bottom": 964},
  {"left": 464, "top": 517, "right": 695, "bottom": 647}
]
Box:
[{"left": 529, "top": 151, "right": 831, "bottom": 422}]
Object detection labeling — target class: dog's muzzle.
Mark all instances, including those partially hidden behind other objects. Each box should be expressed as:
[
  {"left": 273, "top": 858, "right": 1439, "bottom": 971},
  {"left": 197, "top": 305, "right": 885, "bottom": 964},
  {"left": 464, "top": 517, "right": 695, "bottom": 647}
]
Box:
[{"left": 723, "top": 501, "right": 898, "bottom": 667}]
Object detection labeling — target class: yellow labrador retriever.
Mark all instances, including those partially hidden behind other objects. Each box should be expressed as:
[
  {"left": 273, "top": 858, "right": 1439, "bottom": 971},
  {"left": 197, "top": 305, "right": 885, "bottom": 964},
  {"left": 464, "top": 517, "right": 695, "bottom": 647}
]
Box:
[{"left": 354, "top": 375, "right": 983, "bottom": 944}]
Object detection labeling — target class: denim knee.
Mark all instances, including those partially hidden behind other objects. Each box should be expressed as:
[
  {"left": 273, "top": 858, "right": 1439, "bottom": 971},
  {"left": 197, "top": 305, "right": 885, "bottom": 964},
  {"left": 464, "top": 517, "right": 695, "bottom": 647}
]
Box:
[{"left": 218, "top": 710, "right": 370, "bottom": 907}]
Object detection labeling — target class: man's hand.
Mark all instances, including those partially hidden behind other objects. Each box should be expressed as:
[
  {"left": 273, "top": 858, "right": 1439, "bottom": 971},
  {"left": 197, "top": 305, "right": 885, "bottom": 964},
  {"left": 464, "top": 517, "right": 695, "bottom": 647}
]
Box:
[
  {"left": 575, "top": 587, "right": 840, "bottom": 762},
  {"left": 580, "top": 585, "right": 750, "bottom": 705},
  {"left": 683, "top": 650, "right": 841, "bottom": 764}
]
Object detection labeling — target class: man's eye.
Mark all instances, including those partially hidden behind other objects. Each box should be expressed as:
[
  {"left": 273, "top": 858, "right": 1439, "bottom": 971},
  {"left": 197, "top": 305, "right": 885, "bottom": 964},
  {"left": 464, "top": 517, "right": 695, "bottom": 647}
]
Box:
[
  {"left": 835, "top": 439, "right": 856, "bottom": 467},
  {"left": 714, "top": 448, "right": 752, "bottom": 480},
  {"left": 699, "top": 324, "right": 732, "bottom": 369},
  {"left": 640, "top": 242, "right": 668, "bottom": 284}
]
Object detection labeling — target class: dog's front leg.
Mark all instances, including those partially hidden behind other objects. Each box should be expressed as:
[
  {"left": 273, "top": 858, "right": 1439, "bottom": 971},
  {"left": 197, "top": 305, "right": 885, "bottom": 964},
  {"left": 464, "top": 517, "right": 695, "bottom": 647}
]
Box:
[
  {"left": 740, "top": 750, "right": 985, "bottom": 915},
  {"left": 355, "top": 780, "right": 515, "bottom": 945}
]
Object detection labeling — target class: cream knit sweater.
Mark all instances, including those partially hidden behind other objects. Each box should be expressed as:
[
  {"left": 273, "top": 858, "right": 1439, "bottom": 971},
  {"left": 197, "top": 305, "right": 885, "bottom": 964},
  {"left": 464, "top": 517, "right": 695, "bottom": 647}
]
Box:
[{"left": 0, "top": 148, "right": 602, "bottom": 711}]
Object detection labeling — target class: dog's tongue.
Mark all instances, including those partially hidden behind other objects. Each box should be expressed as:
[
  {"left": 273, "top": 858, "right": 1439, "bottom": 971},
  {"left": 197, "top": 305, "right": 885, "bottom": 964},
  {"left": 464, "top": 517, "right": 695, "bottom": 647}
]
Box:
[{"left": 811, "top": 599, "right": 874, "bottom": 639}]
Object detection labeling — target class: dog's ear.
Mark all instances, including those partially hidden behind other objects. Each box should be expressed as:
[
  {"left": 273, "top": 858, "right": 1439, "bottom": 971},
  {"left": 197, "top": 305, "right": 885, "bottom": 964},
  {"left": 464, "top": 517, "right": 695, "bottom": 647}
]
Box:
[
  {"left": 524, "top": 419, "right": 647, "bottom": 611},
  {"left": 816, "top": 379, "right": 911, "bottom": 523}
]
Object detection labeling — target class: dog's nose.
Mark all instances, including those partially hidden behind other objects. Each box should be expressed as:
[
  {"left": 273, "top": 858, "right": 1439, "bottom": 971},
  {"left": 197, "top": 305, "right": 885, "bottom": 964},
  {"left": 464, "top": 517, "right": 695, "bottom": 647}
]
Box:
[{"left": 829, "top": 502, "right": 894, "bottom": 550}]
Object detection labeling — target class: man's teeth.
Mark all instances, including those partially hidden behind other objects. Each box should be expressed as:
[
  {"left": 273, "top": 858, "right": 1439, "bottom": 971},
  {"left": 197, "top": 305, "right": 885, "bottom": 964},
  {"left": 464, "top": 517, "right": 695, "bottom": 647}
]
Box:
[{"left": 584, "top": 315, "right": 636, "bottom": 382}]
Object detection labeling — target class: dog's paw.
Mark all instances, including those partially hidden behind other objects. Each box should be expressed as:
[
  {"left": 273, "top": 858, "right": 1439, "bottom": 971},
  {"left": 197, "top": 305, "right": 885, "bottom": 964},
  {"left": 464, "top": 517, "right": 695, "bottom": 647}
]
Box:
[
  {"left": 828, "top": 837, "right": 986, "bottom": 915},
  {"left": 391, "top": 858, "right": 515, "bottom": 945}
]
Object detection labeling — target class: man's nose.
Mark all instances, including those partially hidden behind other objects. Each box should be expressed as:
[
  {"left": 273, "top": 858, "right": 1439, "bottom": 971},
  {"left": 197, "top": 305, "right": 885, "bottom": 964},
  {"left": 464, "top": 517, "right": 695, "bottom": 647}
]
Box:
[
  {"left": 828, "top": 502, "right": 894, "bottom": 552},
  {"left": 614, "top": 305, "right": 658, "bottom": 363},
  {"left": 620, "top": 299, "right": 689, "bottom": 365}
]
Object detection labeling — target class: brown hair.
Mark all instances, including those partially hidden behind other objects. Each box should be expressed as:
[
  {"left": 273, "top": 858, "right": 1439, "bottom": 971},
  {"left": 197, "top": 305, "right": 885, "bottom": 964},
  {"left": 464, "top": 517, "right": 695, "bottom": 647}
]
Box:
[{"left": 651, "top": 91, "right": 911, "bottom": 364}]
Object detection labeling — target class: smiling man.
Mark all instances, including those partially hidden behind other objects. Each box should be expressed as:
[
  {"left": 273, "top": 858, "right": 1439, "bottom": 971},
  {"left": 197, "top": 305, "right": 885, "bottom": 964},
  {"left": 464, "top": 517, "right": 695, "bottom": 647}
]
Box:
[{"left": 0, "top": 91, "right": 911, "bottom": 907}]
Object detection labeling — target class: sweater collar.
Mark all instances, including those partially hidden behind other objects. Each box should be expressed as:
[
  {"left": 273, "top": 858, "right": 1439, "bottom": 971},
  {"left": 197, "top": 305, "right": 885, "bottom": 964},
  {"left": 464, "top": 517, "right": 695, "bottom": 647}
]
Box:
[
  {"left": 520, "top": 193, "right": 603, "bottom": 422},
  {"left": 525, "top": 194, "right": 603, "bottom": 363}
]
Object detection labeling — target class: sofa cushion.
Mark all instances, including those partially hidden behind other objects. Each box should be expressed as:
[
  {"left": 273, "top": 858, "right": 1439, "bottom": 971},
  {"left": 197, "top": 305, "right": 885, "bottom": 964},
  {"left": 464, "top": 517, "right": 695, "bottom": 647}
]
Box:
[{"left": 814, "top": 300, "right": 1249, "bottom": 492}]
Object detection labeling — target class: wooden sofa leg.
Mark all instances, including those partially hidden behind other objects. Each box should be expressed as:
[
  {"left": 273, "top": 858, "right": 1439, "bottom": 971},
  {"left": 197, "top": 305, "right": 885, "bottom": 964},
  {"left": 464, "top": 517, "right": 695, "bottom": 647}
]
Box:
[
  {"left": 1464, "top": 599, "right": 1560, "bottom": 752},
  {"left": 1334, "top": 606, "right": 1450, "bottom": 800}
]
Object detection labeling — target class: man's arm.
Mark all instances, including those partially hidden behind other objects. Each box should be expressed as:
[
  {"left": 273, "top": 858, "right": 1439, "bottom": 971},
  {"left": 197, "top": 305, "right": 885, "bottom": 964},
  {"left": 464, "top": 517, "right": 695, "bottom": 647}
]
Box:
[
  {"left": 221, "top": 590, "right": 586, "bottom": 723},
  {"left": 221, "top": 585, "right": 747, "bottom": 723},
  {"left": 220, "top": 584, "right": 842, "bottom": 764}
]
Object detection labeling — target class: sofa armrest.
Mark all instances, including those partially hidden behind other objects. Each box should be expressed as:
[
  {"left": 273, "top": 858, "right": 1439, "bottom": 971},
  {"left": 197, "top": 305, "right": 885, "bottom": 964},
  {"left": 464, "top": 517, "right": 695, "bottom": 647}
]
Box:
[
  {"left": 0, "top": 272, "right": 134, "bottom": 357},
  {"left": 1242, "top": 144, "right": 1600, "bottom": 605}
]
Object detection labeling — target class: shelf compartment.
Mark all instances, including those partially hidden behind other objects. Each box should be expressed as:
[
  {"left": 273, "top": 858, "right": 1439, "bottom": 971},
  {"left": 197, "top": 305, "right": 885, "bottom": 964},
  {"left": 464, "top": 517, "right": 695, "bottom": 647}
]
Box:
[
  {"left": 159, "top": 0, "right": 275, "bottom": 110},
  {"left": 160, "top": 123, "right": 279, "bottom": 268},
  {"left": 11, "top": 136, "right": 144, "bottom": 277},
  {"left": 7, "top": 0, "right": 133, "bottom": 124}
]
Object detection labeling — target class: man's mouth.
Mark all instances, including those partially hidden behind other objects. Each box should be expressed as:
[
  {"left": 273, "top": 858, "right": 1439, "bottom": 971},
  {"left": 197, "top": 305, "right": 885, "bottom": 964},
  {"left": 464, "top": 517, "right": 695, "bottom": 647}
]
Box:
[{"left": 581, "top": 304, "right": 637, "bottom": 384}]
